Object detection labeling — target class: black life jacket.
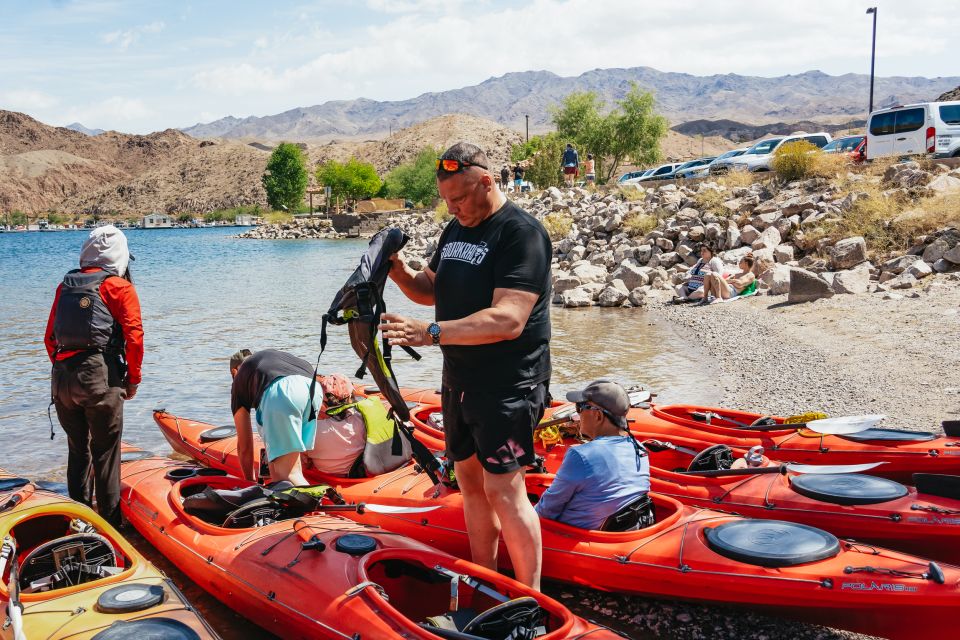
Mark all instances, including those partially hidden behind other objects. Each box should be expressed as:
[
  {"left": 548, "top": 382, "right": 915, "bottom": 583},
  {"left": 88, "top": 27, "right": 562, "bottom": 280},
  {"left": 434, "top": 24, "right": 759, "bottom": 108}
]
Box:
[
  {"left": 313, "top": 227, "right": 441, "bottom": 484},
  {"left": 52, "top": 269, "right": 123, "bottom": 355}
]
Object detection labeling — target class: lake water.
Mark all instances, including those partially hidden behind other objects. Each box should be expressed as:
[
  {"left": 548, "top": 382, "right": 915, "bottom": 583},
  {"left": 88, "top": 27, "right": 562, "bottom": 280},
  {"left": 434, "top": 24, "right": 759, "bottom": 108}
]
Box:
[{"left": 1, "top": 226, "right": 720, "bottom": 637}]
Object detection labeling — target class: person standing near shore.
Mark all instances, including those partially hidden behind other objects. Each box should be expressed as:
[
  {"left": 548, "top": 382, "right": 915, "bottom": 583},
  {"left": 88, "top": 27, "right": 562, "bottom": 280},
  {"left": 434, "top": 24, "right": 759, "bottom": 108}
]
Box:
[
  {"left": 45, "top": 225, "right": 143, "bottom": 527},
  {"left": 500, "top": 165, "right": 511, "bottom": 191},
  {"left": 584, "top": 153, "right": 596, "bottom": 184},
  {"left": 561, "top": 143, "right": 579, "bottom": 187},
  {"left": 513, "top": 162, "right": 525, "bottom": 192},
  {"left": 381, "top": 142, "right": 552, "bottom": 589}
]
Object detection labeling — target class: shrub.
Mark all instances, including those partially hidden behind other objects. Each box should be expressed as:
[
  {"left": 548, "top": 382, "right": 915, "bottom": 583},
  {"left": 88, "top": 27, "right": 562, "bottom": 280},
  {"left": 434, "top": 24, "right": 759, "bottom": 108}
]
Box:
[
  {"left": 542, "top": 213, "right": 572, "bottom": 241},
  {"left": 617, "top": 185, "right": 645, "bottom": 201},
  {"left": 623, "top": 212, "right": 657, "bottom": 237},
  {"left": 717, "top": 170, "right": 755, "bottom": 189},
  {"left": 383, "top": 147, "right": 441, "bottom": 206},
  {"left": 262, "top": 143, "right": 308, "bottom": 211},
  {"left": 317, "top": 158, "right": 382, "bottom": 208},
  {"left": 692, "top": 188, "right": 728, "bottom": 217},
  {"left": 771, "top": 140, "right": 821, "bottom": 181}
]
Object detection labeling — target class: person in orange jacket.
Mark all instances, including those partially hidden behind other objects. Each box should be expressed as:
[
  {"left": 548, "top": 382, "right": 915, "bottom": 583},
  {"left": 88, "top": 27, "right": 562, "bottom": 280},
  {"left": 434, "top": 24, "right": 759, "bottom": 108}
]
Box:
[{"left": 44, "top": 225, "right": 143, "bottom": 527}]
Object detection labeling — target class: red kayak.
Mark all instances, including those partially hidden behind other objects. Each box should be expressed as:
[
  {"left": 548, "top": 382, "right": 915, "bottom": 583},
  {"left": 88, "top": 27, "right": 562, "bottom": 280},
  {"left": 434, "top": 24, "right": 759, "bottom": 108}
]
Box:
[
  {"left": 119, "top": 450, "right": 622, "bottom": 640},
  {"left": 624, "top": 404, "right": 960, "bottom": 482},
  {"left": 155, "top": 410, "right": 960, "bottom": 639},
  {"left": 408, "top": 404, "right": 960, "bottom": 564}
]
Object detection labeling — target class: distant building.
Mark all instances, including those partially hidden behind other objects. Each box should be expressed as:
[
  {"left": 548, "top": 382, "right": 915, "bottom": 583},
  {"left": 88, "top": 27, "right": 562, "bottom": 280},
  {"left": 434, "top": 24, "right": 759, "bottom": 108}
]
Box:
[
  {"left": 235, "top": 214, "right": 262, "bottom": 226},
  {"left": 142, "top": 213, "right": 173, "bottom": 229}
]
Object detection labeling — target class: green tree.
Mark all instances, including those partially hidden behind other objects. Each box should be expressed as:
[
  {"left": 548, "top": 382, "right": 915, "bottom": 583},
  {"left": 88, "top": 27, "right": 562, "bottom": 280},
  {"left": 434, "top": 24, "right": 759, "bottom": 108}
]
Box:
[
  {"left": 8, "top": 211, "right": 28, "bottom": 226},
  {"left": 512, "top": 133, "right": 565, "bottom": 189},
  {"left": 383, "top": 147, "right": 441, "bottom": 206},
  {"left": 551, "top": 84, "right": 667, "bottom": 183},
  {"left": 317, "top": 158, "right": 382, "bottom": 208},
  {"left": 262, "top": 142, "right": 308, "bottom": 211}
]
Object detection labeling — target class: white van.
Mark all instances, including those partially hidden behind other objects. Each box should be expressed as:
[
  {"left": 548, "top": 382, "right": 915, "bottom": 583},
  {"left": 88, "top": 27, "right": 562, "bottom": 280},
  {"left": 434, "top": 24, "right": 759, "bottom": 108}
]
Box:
[{"left": 866, "top": 101, "right": 960, "bottom": 160}]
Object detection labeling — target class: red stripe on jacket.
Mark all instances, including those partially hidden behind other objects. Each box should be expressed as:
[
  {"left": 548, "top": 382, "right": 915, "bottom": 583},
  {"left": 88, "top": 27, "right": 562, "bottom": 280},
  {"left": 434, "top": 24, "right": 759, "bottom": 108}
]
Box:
[{"left": 44, "top": 267, "right": 144, "bottom": 385}]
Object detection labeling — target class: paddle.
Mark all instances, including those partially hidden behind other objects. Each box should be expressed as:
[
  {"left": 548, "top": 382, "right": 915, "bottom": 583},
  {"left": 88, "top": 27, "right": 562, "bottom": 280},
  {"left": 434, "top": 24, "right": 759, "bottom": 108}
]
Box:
[
  {"left": 688, "top": 410, "right": 889, "bottom": 436},
  {"left": 681, "top": 461, "right": 886, "bottom": 478},
  {"left": 319, "top": 502, "right": 441, "bottom": 515}
]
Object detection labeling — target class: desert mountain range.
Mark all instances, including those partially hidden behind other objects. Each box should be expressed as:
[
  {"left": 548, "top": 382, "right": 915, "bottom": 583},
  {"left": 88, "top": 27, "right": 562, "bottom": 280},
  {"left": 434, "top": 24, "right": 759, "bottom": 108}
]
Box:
[{"left": 183, "top": 67, "right": 960, "bottom": 141}]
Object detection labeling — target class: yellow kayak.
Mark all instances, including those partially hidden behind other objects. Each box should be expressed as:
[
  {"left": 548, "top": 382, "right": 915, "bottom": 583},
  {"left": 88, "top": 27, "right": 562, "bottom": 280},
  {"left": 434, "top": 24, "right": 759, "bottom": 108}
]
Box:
[{"left": 0, "top": 468, "right": 219, "bottom": 640}]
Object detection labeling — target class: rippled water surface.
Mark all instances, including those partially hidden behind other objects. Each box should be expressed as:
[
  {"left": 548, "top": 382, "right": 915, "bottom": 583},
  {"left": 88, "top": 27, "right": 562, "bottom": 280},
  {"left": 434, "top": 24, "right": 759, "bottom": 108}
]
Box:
[{"left": 1, "top": 227, "right": 717, "bottom": 478}]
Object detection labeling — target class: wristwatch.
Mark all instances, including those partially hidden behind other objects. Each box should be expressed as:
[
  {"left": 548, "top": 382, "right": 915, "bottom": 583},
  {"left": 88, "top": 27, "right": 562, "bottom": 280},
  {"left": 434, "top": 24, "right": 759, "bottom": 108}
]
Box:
[{"left": 427, "top": 322, "right": 441, "bottom": 345}]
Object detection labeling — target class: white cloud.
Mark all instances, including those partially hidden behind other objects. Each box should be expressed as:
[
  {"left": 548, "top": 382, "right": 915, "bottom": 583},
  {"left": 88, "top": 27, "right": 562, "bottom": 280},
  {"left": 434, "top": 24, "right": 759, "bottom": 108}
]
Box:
[
  {"left": 0, "top": 89, "right": 59, "bottom": 111},
  {"left": 61, "top": 97, "right": 155, "bottom": 129},
  {"left": 101, "top": 21, "right": 165, "bottom": 51}
]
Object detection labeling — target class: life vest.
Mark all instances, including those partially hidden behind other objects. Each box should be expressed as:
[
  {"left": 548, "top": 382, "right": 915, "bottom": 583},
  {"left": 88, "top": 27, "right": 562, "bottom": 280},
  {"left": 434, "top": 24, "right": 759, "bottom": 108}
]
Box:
[
  {"left": 327, "top": 397, "right": 413, "bottom": 476},
  {"left": 52, "top": 269, "right": 123, "bottom": 354},
  {"left": 315, "top": 227, "right": 442, "bottom": 484}
]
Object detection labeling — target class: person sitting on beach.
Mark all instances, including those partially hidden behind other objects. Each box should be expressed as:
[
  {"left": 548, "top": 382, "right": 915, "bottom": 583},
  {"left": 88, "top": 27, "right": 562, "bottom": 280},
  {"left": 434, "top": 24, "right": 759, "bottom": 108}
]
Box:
[
  {"left": 675, "top": 242, "right": 724, "bottom": 301},
  {"left": 535, "top": 380, "right": 650, "bottom": 531},
  {"left": 700, "top": 254, "right": 757, "bottom": 305}
]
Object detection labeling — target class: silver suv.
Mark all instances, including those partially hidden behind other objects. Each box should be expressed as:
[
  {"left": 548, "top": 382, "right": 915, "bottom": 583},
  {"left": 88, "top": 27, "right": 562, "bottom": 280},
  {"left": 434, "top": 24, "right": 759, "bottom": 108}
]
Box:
[{"left": 730, "top": 133, "right": 832, "bottom": 172}]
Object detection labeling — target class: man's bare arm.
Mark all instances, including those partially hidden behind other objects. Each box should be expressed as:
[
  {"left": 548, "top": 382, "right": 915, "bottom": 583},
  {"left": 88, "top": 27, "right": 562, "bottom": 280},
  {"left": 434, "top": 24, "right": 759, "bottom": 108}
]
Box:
[{"left": 389, "top": 255, "right": 436, "bottom": 306}]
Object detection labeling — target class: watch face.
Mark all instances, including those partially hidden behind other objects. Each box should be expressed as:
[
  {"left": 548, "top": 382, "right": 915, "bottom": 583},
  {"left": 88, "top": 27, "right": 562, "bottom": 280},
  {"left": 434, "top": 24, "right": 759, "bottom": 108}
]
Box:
[{"left": 429, "top": 323, "right": 440, "bottom": 337}]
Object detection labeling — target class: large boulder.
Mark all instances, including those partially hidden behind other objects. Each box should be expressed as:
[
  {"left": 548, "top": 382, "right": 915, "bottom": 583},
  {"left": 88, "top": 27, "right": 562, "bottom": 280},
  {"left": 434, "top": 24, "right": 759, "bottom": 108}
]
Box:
[
  {"left": 740, "top": 225, "right": 761, "bottom": 245},
  {"left": 943, "top": 244, "right": 960, "bottom": 264},
  {"left": 761, "top": 263, "right": 792, "bottom": 295},
  {"left": 832, "top": 266, "right": 871, "bottom": 295},
  {"left": 597, "top": 280, "right": 629, "bottom": 307},
  {"left": 922, "top": 233, "right": 960, "bottom": 263},
  {"left": 927, "top": 175, "right": 960, "bottom": 195},
  {"left": 752, "top": 226, "right": 782, "bottom": 250},
  {"left": 609, "top": 261, "right": 650, "bottom": 290},
  {"left": 788, "top": 268, "right": 835, "bottom": 304},
  {"left": 560, "top": 286, "right": 593, "bottom": 308},
  {"left": 773, "top": 244, "right": 795, "bottom": 263},
  {"left": 552, "top": 275, "right": 582, "bottom": 295},
  {"left": 571, "top": 262, "right": 608, "bottom": 284},
  {"left": 907, "top": 260, "right": 933, "bottom": 280},
  {"left": 830, "top": 236, "right": 868, "bottom": 270}
]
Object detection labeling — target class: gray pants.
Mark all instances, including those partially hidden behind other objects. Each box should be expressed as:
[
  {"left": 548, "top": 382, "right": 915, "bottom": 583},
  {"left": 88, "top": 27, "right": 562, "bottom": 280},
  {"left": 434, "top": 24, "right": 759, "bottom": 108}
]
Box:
[{"left": 52, "top": 353, "right": 124, "bottom": 527}]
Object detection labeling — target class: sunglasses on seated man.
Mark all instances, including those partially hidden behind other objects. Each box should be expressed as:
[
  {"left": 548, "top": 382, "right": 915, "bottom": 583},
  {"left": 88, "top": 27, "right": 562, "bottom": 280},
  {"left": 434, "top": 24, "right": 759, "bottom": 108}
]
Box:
[
  {"left": 436, "top": 158, "right": 488, "bottom": 173},
  {"left": 575, "top": 401, "right": 621, "bottom": 424}
]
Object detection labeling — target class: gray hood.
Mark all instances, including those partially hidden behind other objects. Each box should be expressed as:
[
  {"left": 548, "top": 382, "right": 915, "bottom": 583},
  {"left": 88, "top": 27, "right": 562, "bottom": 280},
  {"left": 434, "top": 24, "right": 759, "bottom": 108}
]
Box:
[{"left": 79, "top": 225, "right": 132, "bottom": 277}]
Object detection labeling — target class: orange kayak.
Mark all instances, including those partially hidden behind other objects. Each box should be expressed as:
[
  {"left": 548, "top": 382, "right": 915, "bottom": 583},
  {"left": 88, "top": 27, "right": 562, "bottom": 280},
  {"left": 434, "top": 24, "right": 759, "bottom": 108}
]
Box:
[
  {"left": 624, "top": 404, "right": 960, "bottom": 482},
  {"left": 156, "top": 410, "right": 960, "bottom": 639},
  {"left": 409, "top": 404, "right": 960, "bottom": 564},
  {"left": 0, "top": 468, "right": 218, "bottom": 640},
  {"left": 119, "top": 450, "right": 622, "bottom": 640}
]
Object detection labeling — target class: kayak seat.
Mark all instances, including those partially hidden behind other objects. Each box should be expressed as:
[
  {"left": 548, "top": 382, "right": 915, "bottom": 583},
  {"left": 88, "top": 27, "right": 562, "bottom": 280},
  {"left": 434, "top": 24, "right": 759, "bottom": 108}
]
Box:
[
  {"left": 838, "top": 428, "right": 936, "bottom": 442},
  {"left": 790, "top": 473, "right": 908, "bottom": 506},
  {"left": 913, "top": 473, "right": 960, "bottom": 501},
  {"left": 462, "top": 597, "right": 544, "bottom": 640},
  {"left": 704, "top": 520, "right": 840, "bottom": 568},
  {"left": 601, "top": 494, "right": 655, "bottom": 532},
  {"left": 181, "top": 481, "right": 300, "bottom": 527},
  {"left": 686, "top": 444, "right": 735, "bottom": 473}
]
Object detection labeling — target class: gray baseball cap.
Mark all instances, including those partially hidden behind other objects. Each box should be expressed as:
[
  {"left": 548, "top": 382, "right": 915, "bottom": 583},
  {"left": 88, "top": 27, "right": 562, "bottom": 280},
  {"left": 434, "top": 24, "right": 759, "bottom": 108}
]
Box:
[{"left": 566, "top": 380, "right": 630, "bottom": 426}]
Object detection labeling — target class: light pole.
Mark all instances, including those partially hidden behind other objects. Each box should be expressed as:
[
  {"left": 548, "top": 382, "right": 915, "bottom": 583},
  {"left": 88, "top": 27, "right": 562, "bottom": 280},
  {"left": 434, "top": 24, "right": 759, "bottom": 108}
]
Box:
[
  {"left": 525, "top": 114, "right": 529, "bottom": 143},
  {"left": 866, "top": 7, "right": 877, "bottom": 114}
]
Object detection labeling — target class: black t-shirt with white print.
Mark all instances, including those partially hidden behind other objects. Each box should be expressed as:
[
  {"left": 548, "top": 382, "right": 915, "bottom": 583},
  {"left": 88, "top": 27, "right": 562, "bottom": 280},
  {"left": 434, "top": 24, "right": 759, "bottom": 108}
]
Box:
[{"left": 427, "top": 200, "right": 552, "bottom": 391}]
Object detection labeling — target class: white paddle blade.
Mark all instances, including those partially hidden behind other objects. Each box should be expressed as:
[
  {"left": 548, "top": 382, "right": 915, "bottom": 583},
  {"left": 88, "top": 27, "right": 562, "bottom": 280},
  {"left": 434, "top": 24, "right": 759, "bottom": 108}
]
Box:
[
  {"left": 785, "top": 461, "right": 887, "bottom": 475},
  {"left": 805, "top": 415, "right": 887, "bottom": 435},
  {"left": 364, "top": 503, "right": 442, "bottom": 515}
]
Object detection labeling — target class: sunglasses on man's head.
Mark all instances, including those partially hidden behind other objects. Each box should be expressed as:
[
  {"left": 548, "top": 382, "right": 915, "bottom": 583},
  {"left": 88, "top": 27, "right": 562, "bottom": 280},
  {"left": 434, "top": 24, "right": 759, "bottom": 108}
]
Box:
[{"left": 436, "top": 158, "right": 488, "bottom": 173}]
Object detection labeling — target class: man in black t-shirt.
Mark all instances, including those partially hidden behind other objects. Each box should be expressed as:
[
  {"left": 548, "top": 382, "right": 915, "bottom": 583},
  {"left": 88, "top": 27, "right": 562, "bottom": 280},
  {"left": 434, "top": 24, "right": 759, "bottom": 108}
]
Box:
[{"left": 381, "top": 142, "right": 551, "bottom": 590}]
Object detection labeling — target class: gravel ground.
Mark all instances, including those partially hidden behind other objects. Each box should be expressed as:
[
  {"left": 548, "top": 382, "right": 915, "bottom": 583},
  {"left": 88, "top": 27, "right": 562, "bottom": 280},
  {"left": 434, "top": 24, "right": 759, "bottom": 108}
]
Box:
[{"left": 560, "top": 278, "right": 960, "bottom": 640}]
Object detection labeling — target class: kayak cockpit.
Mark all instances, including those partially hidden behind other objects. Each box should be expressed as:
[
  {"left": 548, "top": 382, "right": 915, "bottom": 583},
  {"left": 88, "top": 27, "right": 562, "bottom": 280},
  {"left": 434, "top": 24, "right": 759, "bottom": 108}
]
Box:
[
  {"left": 2, "top": 512, "right": 130, "bottom": 596},
  {"left": 358, "top": 549, "right": 574, "bottom": 639}
]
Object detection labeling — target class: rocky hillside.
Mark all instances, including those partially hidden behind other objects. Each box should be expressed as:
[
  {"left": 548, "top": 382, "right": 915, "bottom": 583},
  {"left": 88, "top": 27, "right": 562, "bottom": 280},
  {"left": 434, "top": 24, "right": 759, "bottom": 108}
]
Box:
[
  {"left": 937, "top": 86, "right": 960, "bottom": 102},
  {"left": 672, "top": 119, "right": 863, "bottom": 143},
  {"left": 182, "top": 68, "right": 960, "bottom": 141}
]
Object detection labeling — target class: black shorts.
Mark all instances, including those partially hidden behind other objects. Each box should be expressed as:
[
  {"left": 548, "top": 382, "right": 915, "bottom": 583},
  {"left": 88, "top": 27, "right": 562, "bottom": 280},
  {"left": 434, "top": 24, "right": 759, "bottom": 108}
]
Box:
[{"left": 442, "top": 383, "right": 548, "bottom": 474}]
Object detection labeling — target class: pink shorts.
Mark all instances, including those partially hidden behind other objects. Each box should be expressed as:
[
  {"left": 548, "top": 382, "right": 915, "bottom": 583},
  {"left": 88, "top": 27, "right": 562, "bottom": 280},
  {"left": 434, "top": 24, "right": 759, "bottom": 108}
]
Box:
[{"left": 563, "top": 166, "right": 578, "bottom": 175}]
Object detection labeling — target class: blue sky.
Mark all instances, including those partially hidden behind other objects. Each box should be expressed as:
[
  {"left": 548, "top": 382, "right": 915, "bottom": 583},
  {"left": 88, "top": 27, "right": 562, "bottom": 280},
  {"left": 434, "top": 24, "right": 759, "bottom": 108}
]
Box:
[{"left": 1, "top": 0, "right": 957, "bottom": 133}]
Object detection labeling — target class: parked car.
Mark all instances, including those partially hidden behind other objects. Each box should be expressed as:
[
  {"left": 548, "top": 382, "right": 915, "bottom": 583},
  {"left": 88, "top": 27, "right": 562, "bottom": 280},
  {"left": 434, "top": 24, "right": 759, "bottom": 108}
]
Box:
[
  {"left": 616, "top": 170, "right": 648, "bottom": 183},
  {"left": 866, "top": 101, "right": 960, "bottom": 160},
  {"left": 706, "top": 148, "right": 751, "bottom": 175},
  {"left": 671, "top": 157, "right": 716, "bottom": 180},
  {"left": 730, "top": 132, "right": 832, "bottom": 172},
  {"left": 643, "top": 163, "right": 684, "bottom": 181},
  {"left": 821, "top": 135, "right": 866, "bottom": 162}
]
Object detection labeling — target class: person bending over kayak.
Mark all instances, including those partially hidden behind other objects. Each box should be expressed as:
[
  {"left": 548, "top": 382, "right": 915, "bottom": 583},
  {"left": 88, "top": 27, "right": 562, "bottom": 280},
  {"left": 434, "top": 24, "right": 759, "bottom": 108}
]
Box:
[
  {"left": 304, "top": 372, "right": 366, "bottom": 477},
  {"left": 535, "top": 380, "right": 650, "bottom": 530},
  {"left": 230, "top": 349, "right": 324, "bottom": 486}
]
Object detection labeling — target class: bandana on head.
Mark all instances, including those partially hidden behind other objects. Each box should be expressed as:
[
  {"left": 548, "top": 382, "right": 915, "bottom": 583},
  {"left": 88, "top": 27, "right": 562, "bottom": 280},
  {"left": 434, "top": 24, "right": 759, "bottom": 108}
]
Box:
[{"left": 320, "top": 373, "right": 353, "bottom": 405}]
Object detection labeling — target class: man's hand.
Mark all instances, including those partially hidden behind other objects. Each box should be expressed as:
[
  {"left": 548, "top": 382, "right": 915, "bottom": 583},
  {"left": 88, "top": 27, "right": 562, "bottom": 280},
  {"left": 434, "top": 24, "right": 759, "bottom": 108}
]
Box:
[
  {"left": 380, "top": 313, "right": 432, "bottom": 347},
  {"left": 121, "top": 383, "right": 138, "bottom": 400},
  {"left": 388, "top": 252, "right": 406, "bottom": 281}
]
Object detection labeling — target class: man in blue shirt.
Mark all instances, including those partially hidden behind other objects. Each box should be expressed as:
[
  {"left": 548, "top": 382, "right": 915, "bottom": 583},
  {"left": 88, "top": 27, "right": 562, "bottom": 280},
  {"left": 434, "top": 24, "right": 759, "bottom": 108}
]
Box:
[{"left": 535, "top": 380, "right": 650, "bottom": 530}]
